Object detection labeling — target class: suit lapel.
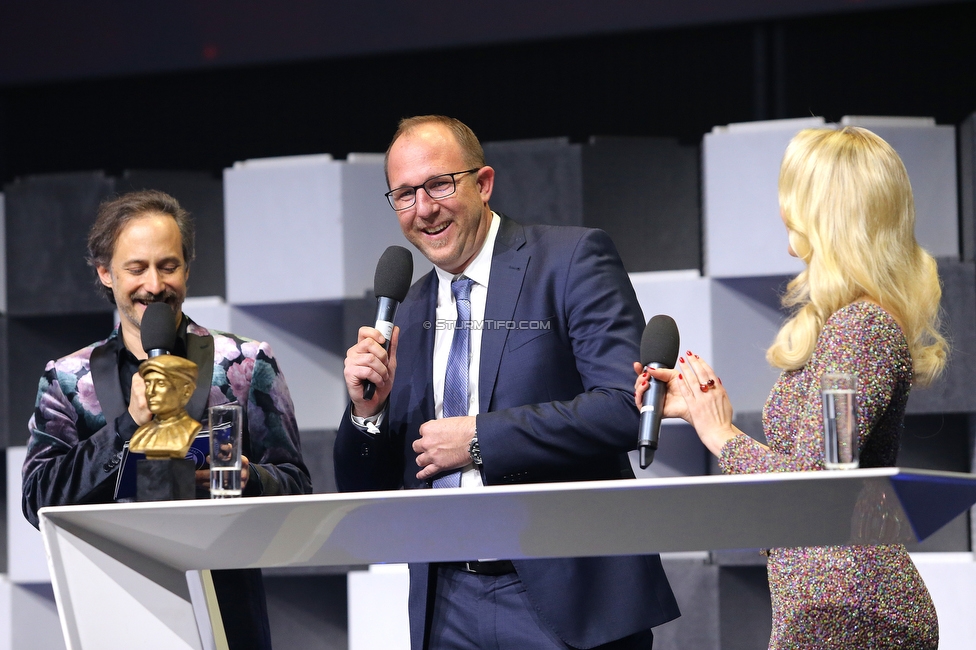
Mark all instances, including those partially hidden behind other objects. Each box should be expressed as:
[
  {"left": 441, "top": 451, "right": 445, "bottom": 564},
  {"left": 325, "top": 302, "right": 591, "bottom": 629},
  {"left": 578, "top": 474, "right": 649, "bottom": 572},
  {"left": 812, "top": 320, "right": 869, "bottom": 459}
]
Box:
[
  {"left": 479, "top": 216, "right": 528, "bottom": 411},
  {"left": 396, "top": 271, "right": 437, "bottom": 424},
  {"left": 90, "top": 338, "right": 127, "bottom": 427},
  {"left": 90, "top": 323, "right": 214, "bottom": 426},
  {"left": 399, "top": 216, "right": 527, "bottom": 419},
  {"left": 185, "top": 330, "right": 215, "bottom": 422}
]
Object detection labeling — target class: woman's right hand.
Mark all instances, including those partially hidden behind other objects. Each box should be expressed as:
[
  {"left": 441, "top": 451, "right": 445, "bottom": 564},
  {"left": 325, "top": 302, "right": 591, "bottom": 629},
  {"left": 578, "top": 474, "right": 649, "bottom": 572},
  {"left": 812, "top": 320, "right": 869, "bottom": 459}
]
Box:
[
  {"left": 634, "top": 353, "right": 741, "bottom": 457},
  {"left": 633, "top": 362, "right": 691, "bottom": 423}
]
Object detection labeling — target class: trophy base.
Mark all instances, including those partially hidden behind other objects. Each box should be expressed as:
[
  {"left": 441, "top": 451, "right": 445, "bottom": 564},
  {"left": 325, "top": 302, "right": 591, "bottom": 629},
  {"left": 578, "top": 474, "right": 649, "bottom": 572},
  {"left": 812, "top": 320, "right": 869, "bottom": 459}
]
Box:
[{"left": 137, "top": 458, "right": 196, "bottom": 502}]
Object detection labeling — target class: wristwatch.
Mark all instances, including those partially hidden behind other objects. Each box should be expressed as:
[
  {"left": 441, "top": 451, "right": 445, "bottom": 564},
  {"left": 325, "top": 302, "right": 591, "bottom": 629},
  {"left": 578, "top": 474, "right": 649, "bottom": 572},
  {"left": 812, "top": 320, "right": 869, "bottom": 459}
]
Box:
[{"left": 468, "top": 433, "right": 483, "bottom": 466}]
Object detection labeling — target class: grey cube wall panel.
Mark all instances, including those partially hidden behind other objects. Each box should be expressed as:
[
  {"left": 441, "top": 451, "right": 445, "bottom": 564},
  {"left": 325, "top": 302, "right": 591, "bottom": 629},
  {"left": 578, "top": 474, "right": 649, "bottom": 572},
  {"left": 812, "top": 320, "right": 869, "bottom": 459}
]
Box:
[
  {"left": 971, "top": 416, "right": 976, "bottom": 554},
  {"left": 300, "top": 429, "right": 338, "bottom": 494},
  {"left": 703, "top": 116, "right": 959, "bottom": 277},
  {"left": 652, "top": 551, "right": 772, "bottom": 650},
  {"left": 484, "top": 137, "right": 700, "bottom": 273},
  {"left": 3, "top": 172, "right": 115, "bottom": 316},
  {"left": 265, "top": 574, "right": 347, "bottom": 650},
  {"left": 8, "top": 583, "right": 66, "bottom": 650},
  {"left": 121, "top": 170, "right": 226, "bottom": 299},
  {"left": 2, "top": 313, "right": 114, "bottom": 448},
  {"left": 631, "top": 271, "right": 713, "bottom": 359},
  {"left": 710, "top": 276, "right": 789, "bottom": 414},
  {"left": 181, "top": 297, "right": 346, "bottom": 431},
  {"left": 841, "top": 117, "right": 959, "bottom": 259},
  {"left": 483, "top": 138, "right": 583, "bottom": 228},
  {"left": 583, "top": 137, "right": 701, "bottom": 273},
  {"left": 1, "top": 192, "right": 6, "bottom": 313},
  {"left": 7, "top": 446, "right": 50, "bottom": 582},
  {"left": 0, "top": 316, "right": 7, "bottom": 447},
  {"left": 961, "top": 112, "right": 975, "bottom": 262},
  {"left": 654, "top": 557, "right": 720, "bottom": 650},
  {"left": 703, "top": 117, "right": 822, "bottom": 278},
  {"left": 630, "top": 421, "right": 710, "bottom": 479},
  {"left": 224, "top": 153, "right": 424, "bottom": 306},
  {"left": 342, "top": 295, "right": 376, "bottom": 357},
  {"left": 718, "top": 566, "right": 772, "bottom": 650},
  {"left": 632, "top": 271, "right": 788, "bottom": 417},
  {"left": 906, "top": 260, "right": 976, "bottom": 414},
  {"left": 232, "top": 302, "right": 347, "bottom": 431},
  {"left": 702, "top": 260, "right": 974, "bottom": 471},
  {"left": 342, "top": 155, "right": 431, "bottom": 289},
  {"left": 224, "top": 154, "right": 343, "bottom": 304}
]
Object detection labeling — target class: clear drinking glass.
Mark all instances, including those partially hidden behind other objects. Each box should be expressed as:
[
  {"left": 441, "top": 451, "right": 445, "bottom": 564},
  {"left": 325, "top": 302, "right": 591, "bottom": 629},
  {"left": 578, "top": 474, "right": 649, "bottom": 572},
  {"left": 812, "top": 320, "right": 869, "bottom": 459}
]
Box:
[
  {"left": 209, "top": 404, "right": 243, "bottom": 497},
  {"left": 821, "top": 372, "right": 859, "bottom": 470}
]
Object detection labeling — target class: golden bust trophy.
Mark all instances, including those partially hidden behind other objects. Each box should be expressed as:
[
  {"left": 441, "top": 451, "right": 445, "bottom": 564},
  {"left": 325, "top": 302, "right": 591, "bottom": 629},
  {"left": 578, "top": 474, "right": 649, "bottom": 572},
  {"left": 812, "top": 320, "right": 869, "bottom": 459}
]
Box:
[{"left": 130, "top": 355, "right": 202, "bottom": 501}]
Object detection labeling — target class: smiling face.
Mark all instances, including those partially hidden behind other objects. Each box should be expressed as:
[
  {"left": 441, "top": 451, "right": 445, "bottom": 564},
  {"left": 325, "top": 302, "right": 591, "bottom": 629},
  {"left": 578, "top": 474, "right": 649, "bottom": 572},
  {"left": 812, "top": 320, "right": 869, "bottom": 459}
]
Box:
[
  {"left": 96, "top": 212, "right": 187, "bottom": 356},
  {"left": 386, "top": 123, "right": 494, "bottom": 275}
]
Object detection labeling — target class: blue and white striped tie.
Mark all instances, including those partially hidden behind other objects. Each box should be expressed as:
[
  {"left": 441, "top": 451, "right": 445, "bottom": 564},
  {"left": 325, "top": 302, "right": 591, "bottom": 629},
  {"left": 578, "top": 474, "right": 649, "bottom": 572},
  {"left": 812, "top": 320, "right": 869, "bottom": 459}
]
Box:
[{"left": 432, "top": 276, "right": 474, "bottom": 489}]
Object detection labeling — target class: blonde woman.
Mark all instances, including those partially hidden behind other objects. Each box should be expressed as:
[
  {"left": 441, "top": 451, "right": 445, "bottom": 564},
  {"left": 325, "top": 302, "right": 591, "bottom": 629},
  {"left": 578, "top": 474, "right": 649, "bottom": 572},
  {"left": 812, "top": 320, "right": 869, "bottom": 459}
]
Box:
[{"left": 635, "top": 126, "right": 946, "bottom": 649}]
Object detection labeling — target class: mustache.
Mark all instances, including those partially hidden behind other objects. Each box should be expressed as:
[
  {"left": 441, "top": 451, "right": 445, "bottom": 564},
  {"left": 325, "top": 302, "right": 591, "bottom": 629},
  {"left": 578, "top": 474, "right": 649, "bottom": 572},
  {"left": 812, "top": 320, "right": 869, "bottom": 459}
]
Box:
[{"left": 131, "top": 291, "right": 180, "bottom": 306}]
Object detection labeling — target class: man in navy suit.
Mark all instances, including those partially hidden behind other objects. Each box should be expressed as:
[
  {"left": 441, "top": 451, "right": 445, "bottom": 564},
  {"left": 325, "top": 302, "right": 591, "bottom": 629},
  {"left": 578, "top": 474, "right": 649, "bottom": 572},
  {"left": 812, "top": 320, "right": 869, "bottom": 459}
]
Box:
[{"left": 335, "top": 115, "right": 679, "bottom": 649}]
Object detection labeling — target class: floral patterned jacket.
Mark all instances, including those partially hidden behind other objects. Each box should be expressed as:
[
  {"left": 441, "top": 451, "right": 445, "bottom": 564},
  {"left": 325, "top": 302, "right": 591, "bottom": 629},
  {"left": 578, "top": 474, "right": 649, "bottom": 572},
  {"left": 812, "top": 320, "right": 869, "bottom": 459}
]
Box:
[{"left": 22, "top": 319, "right": 311, "bottom": 527}]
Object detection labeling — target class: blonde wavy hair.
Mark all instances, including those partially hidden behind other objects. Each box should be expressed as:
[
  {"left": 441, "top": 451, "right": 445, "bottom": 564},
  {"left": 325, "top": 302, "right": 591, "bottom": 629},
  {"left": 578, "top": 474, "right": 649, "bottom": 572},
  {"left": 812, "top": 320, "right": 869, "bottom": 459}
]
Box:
[{"left": 766, "top": 126, "right": 947, "bottom": 385}]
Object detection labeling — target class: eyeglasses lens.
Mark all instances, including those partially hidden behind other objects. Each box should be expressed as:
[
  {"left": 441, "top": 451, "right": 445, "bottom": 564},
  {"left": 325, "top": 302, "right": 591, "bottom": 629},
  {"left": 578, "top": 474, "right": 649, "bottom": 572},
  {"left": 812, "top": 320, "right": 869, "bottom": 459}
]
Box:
[{"left": 424, "top": 175, "right": 456, "bottom": 199}]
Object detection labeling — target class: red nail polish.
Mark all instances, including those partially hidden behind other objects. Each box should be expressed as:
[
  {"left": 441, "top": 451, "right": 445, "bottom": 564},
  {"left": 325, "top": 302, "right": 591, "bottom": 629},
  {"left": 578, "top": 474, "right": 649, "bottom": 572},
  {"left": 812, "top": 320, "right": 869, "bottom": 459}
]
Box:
[
  {"left": 686, "top": 350, "right": 692, "bottom": 356},
  {"left": 642, "top": 380, "right": 648, "bottom": 386},
  {"left": 678, "top": 374, "right": 683, "bottom": 380},
  {"left": 679, "top": 357, "right": 685, "bottom": 363},
  {"left": 718, "top": 377, "right": 723, "bottom": 385},
  {"left": 695, "top": 354, "right": 700, "bottom": 359}
]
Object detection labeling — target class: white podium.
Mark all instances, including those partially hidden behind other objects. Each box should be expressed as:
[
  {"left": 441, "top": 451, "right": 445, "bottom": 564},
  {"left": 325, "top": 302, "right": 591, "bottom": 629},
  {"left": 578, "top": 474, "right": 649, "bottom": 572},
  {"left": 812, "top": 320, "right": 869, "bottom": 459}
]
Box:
[{"left": 39, "top": 468, "right": 976, "bottom": 650}]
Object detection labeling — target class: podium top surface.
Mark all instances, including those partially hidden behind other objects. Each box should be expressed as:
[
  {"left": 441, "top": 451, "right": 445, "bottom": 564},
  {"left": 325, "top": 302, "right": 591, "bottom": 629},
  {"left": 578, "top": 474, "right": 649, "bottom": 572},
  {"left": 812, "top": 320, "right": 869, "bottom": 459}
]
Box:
[{"left": 39, "top": 468, "right": 976, "bottom": 571}]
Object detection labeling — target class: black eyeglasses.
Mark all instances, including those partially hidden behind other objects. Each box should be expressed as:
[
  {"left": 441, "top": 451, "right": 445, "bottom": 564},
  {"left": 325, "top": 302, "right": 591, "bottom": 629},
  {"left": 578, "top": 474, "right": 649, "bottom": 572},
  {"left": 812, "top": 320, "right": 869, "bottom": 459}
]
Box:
[{"left": 385, "top": 168, "right": 481, "bottom": 211}]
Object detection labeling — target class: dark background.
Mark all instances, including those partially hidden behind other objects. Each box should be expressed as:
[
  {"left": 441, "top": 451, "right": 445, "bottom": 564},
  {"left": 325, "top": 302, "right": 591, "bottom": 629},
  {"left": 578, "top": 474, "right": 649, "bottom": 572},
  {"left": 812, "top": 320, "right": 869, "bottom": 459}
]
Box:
[{"left": 0, "top": 0, "right": 973, "bottom": 183}]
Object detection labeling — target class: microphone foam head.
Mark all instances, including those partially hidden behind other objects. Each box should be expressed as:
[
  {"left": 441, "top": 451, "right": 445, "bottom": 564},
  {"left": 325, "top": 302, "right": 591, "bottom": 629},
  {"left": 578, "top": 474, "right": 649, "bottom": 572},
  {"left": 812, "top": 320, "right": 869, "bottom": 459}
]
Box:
[
  {"left": 640, "top": 314, "right": 680, "bottom": 368},
  {"left": 141, "top": 302, "right": 178, "bottom": 354},
  {"left": 374, "top": 245, "right": 414, "bottom": 302}
]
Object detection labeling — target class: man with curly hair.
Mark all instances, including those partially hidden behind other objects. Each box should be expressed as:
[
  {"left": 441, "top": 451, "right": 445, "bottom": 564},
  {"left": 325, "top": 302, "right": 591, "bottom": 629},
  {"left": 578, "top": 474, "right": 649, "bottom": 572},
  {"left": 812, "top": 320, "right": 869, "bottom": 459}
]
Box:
[{"left": 22, "top": 189, "right": 311, "bottom": 650}]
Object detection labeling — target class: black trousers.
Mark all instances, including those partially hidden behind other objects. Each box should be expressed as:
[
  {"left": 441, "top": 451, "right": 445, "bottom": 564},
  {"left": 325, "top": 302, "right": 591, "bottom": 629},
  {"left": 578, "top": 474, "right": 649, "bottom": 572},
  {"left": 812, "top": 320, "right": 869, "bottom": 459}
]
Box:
[{"left": 211, "top": 568, "right": 272, "bottom": 650}]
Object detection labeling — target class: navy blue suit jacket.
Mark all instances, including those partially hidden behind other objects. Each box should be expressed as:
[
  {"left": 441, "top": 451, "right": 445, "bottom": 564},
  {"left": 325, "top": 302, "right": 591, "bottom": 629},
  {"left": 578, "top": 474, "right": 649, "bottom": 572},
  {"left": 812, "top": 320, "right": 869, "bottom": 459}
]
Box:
[{"left": 335, "top": 215, "right": 679, "bottom": 648}]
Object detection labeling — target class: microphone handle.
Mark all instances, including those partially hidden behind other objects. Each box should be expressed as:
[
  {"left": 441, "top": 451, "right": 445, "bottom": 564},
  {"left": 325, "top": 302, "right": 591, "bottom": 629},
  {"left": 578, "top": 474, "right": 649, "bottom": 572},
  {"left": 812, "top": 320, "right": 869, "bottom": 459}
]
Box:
[
  {"left": 362, "top": 297, "right": 399, "bottom": 401},
  {"left": 638, "top": 362, "right": 668, "bottom": 468}
]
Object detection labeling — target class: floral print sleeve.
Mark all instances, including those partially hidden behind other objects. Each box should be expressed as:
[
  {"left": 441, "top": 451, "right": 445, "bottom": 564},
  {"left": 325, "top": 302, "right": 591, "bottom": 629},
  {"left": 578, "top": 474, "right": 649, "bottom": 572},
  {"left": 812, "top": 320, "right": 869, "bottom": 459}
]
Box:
[
  {"left": 22, "top": 323, "right": 311, "bottom": 529},
  {"left": 206, "top": 329, "right": 310, "bottom": 496},
  {"left": 22, "top": 341, "right": 123, "bottom": 528}
]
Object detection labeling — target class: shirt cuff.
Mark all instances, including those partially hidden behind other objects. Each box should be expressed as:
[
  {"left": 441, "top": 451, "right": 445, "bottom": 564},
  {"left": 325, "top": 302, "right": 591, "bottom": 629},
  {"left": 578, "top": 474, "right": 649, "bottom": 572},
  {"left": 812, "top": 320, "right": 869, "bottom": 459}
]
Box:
[{"left": 350, "top": 408, "right": 385, "bottom": 435}]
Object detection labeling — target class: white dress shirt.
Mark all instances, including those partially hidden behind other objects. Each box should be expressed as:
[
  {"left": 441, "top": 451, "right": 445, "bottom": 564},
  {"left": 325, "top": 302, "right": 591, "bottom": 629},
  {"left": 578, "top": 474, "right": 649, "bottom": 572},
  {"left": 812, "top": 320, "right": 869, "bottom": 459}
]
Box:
[
  {"left": 431, "top": 213, "right": 500, "bottom": 487},
  {"left": 352, "top": 213, "right": 500, "bottom": 488}
]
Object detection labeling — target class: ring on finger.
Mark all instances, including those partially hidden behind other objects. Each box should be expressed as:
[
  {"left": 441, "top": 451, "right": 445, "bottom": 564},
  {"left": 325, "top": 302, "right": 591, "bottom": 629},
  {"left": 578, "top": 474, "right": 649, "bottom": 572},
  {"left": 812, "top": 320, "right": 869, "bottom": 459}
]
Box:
[
  {"left": 699, "top": 383, "right": 709, "bottom": 393},
  {"left": 707, "top": 379, "right": 715, "bottom": 387}
]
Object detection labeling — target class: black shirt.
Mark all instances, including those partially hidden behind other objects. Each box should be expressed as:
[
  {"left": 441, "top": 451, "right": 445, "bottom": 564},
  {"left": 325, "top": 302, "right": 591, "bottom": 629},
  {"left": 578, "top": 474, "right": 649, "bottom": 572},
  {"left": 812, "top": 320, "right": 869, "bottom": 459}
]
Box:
[{"left": 114, "top": 315, "right": 190, "bottom": 441}]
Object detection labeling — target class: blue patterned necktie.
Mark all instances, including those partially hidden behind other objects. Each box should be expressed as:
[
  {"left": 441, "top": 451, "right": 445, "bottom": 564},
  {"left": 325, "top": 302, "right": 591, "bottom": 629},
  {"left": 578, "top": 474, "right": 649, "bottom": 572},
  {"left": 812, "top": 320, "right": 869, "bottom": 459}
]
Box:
[{"left": 432, "top": 276, "right": 474, "bottom": 489}]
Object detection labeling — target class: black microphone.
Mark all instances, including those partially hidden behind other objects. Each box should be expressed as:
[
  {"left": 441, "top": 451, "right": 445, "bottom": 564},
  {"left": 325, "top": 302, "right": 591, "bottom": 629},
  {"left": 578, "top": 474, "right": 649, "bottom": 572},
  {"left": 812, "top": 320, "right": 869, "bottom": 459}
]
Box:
[
  {"left": 362, "top": 245, "right": 414, "bottom": 400},
  {"left": 638, "top": 315, "right": 680, "bottom": 469},
  {"left": 141, "top": 302, "right": 178, "bottom": 358}
]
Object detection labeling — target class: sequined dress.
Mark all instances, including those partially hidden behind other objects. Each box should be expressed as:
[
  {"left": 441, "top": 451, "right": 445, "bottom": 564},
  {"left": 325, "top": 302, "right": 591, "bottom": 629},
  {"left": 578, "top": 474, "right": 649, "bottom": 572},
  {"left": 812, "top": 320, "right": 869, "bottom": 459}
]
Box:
[{"left": 718, "top": 302, "right": 939, "bottom": 649}]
